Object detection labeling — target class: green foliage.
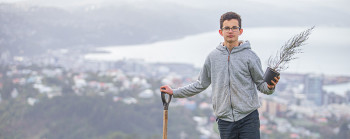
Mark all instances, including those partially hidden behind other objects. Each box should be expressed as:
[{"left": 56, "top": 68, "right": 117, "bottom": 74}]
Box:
[{"left": 0, "top": 95, "right": 200, "bottom": 139}]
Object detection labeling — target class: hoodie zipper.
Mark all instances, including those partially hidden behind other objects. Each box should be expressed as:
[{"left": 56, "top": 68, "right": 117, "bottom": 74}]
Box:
[{"left": 227, "top": 50, "right": 235, "bottom": 122}]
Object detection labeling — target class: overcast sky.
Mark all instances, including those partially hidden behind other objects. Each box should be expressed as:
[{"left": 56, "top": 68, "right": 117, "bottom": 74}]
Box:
[
  {"left": 2, "top": 0, "right": 349, "bottom": 27},
  {"left": 1, "top": 0, "right": 349, "bottom": 12}
]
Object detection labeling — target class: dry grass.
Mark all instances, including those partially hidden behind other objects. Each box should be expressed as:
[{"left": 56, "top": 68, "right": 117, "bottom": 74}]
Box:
[{"left": 268, "top": 26, "right": 315, "bottom": 72}]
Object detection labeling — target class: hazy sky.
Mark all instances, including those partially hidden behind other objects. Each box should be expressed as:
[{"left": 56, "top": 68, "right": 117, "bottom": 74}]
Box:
[
  {"left": 2, "top": 0, "right": 349, "bottom": 27},
  {"left": 1, "top": 0, "right": 349, "bottom": 12}
]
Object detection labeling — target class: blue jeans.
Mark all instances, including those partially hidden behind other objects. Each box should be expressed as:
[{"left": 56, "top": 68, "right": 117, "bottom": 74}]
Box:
[{"left": 217, "top": 110, "right": 260, "bottom": 139}]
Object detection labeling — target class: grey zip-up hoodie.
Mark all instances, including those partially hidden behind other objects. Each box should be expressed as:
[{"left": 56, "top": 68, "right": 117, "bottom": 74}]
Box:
[{"left": 173, "top": 41, "right": 274, "bottom": 122}]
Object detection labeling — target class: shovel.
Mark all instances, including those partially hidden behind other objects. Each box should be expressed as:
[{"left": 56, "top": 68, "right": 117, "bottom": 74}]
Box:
[{"left": 161, "top": 91, "right": 172, "bottom": 139}]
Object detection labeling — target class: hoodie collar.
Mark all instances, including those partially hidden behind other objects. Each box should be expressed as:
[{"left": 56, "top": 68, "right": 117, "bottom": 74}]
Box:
[{"left": 216, "top": 40, "right": 251, "bottom": 54}]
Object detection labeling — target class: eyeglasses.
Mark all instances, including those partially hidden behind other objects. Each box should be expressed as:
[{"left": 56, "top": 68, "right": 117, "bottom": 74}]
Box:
[{"left": 222, "top": 26, "right": 241, "bottom": 32}]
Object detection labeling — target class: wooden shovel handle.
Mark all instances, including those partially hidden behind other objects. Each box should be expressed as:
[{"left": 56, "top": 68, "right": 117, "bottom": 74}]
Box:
[{"left": 163, "top": 110, "right": 168, "bottom": 139}]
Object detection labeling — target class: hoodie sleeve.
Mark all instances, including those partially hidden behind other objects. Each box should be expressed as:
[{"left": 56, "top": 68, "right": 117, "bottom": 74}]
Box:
[
  {"left": 173, "top": 56, "right": 212, "bottom": 98},
  {"left": 249, "top": 56, "right": 275, "bottom": 95}
]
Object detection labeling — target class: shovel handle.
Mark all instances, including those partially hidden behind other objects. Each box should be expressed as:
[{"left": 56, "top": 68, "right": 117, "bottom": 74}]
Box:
[
  {"left": 163, "top": 110, "right": 168, "bottom": 139},
  {"left": 161, "top": 91, "right": 172, "bottom": 139},
  {"left": 161, "top": 91, "right": 172, "bottom": 110}
]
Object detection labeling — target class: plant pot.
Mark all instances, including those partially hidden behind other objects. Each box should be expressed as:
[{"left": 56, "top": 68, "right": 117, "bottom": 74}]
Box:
[{"left": 263, "top": 67, "right": 280, "bottom": 85}]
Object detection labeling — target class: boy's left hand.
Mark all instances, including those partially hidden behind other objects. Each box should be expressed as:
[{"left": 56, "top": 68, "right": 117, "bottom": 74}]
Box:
[{"left": 268, "top": 76, "right": 280, "bottom": 90}]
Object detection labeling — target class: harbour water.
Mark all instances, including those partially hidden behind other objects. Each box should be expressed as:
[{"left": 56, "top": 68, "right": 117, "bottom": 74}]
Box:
[{"left": 85, "top": 26, "right": 350, "bottom": 76}]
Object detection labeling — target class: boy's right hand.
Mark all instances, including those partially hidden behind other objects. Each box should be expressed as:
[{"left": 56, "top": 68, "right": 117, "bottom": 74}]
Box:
[{"left": 160, "top": 85, "right": 173, "bottom": 95}]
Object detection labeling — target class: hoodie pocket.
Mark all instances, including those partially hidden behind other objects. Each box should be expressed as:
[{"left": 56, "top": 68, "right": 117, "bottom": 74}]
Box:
[
  {"left": 231, "top": 86, "right": 257, "bottom": 113},
  {"left": 233, "top": 86, "right": 253, "bottom": 101},
  {"left": 212, "top": 96, "right": 217, "bottom": 111},
  {"left": 213, "top": 87, "right": 232, "bottom": 118}
]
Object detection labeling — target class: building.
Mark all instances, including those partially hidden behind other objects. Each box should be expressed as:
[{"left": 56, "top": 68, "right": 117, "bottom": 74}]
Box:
[
  {"left": 259, "top": 97, "right": 288, "bottom": 117},
  {"left": 303, "top": 74, "right": 324, "bottom": 106}
]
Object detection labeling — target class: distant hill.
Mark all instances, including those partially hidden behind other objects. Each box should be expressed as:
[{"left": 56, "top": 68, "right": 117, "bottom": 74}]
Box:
[
  {"left": 1, "top": 0, "right": 349, "bottom": 56},
  {"left": 0, "top": 3, "right": 217, "bottom": 56}
]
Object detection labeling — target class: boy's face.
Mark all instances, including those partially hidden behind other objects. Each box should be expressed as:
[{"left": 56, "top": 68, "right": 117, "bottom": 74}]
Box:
[{"left": 219, "top": 19, "right": 243, "bottom": 44}]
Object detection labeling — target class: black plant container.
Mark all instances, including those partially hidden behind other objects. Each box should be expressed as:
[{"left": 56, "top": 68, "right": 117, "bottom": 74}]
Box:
[{"left": 263, "top": 67, "right": 280, "bottom": 85}]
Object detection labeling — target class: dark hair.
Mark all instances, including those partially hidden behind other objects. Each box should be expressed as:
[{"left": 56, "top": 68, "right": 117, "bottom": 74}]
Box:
[{"left": 220, "top": 12, "right": 242, "bottom": 29}]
